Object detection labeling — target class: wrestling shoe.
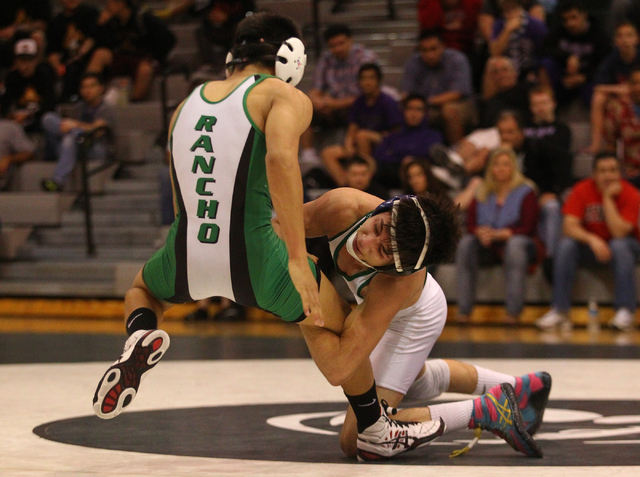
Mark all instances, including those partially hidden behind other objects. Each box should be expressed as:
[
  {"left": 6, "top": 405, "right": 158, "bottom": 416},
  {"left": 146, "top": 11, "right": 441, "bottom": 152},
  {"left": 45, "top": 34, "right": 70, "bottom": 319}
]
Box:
[
  {"left": 514, "top": 372, "right": 552, "bottom": 435},
  {"left": 93, "top": 329, "right": 170, "bottom": 419},
  {"left": 470, "top": 383, "right": 543, "bottom": 458},
  {"left": 356, "top": 401, "right": 445, "bottom": 462}
]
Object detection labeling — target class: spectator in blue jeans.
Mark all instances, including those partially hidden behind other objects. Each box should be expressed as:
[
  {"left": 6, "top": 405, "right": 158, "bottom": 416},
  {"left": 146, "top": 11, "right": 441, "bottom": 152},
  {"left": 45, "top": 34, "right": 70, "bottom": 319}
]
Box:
[
  {"left": 41, "top": 73, "right": 115, "bottom": 192},
  {"left": 536, "top": 152, "right": 640, "bottom": 332},
  {"left": 455, "top": 147, "right": 541, "bottom": 325}
]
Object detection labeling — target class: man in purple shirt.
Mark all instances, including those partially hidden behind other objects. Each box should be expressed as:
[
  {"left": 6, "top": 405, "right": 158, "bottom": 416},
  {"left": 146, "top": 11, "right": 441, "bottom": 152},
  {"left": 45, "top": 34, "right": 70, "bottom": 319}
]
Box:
[
  {"left": 489, "top": 0, "right": 548, "bottom": 80},
  {"left": 300, "top": 24, "right": 378, "bottom": 167},
  {"left": 321, "top": 63, "right": 403, "bottom": 186},
  {"left": 373, "top": 94, "right": 444, "bottom": 190},
  {"left": 401, "top": 29, "right": 475, "bottom": 145}
]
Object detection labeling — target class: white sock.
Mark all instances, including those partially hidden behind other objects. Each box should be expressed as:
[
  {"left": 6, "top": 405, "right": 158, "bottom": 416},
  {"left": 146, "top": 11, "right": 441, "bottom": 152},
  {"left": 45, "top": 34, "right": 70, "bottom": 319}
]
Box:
[
  {"left": 473, "top": 366, "right": 516, "bottom": 395},
  {"left": 428, "top": 399, "right": 474, "bottom": 433}
]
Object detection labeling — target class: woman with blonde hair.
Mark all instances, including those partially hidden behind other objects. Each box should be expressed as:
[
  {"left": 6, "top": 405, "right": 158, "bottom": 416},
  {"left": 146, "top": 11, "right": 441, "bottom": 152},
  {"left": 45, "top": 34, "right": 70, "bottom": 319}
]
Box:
[{"left": 455, "top": 146, "right": 542, "bottom": 324}]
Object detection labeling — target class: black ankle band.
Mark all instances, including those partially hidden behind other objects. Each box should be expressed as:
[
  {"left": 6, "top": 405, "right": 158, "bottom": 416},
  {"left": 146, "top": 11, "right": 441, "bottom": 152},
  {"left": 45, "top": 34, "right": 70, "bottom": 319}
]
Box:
[
  {"left": 126, "top": 308, "right": 158, "bottom": 336},
  {"left": 345, "top": 382, "right": 381, "bottom": 433}
]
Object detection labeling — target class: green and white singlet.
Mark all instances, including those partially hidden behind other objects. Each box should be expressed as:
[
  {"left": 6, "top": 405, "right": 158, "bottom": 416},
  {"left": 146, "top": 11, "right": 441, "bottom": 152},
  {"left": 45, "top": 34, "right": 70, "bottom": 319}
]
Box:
[{"left": 143, "top": 75, "right": 318, "bottom": 322}]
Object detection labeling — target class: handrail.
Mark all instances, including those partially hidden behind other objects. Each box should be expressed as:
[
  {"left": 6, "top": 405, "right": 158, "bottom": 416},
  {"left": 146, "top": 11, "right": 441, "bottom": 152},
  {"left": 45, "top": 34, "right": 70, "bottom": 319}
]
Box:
[{"left": 76, "top": 125, "right": 115, "bottom": 257}]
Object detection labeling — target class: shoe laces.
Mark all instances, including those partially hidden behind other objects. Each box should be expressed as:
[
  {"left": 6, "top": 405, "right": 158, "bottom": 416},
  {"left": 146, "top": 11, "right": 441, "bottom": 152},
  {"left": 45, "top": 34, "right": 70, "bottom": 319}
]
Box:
[{"left": 450, "top": 427, "right": 483, "bottom": 458}]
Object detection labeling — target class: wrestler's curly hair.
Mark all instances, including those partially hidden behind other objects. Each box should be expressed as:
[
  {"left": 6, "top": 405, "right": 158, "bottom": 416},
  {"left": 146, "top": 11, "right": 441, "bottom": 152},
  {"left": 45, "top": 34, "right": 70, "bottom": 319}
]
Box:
[{"left": 392, "top": 193, "right": 462, "bottom": 269}]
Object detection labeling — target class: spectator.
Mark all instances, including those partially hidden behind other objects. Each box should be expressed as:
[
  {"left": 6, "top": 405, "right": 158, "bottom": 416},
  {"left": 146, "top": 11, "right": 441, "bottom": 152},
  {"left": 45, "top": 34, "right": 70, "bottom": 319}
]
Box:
[
  {"left": 1, "top": 38, "right": 57, "bottom": 133},
  {"left": 608, "top": 0, "right": 640, "bottom": 37},
  {"left": 429, "top": 125, "right": 501, "bottom": 176},
  {"left": 603, "top": 65, "right": 640, "bottom": 188},
  {"left": 401, "top": 28, "right": 476, "bottom": 144},
  {"left": 540, "top": 0, "right": 610, "bottom": 108},
  {"left": 588, "top": 20, "right": 640, "bottom": 153},
  {"left": 480, "top": 55, "right": 534, "bottom": 127},
  {"left": 193, "top": 0, "right": 255, "bottom": 80},
  {"left": 40, "top": 73, "right": 115, "bottom": 192},
  {"left": 87, "top": 0, "right": 176, "bottom": 102},
  {"left": 455, "top": 146, "right": 541, "bottom": 325},
  {"left": 417, "top": 0, "right": 484, "bottom": 56},
  {"left": 400, "top": 156, "right": 482, "bottom": 211},
  {"left": 373, "top": 94, "right": 444, "bottom": 190},
  {"left": 343, "top": 156, "right": 389, "bottom": 199},
  {"left": 321, "top": 63, "right": 403, "bottom": 187},
  {"left": 301, "top": 24, "right": 378, "bottom": 167},
  {"left": 536, "top": 152, "right": 640, "bottom": 332},
  {"left": 497, "top": 110, "right": 572, "bottom": 263},
  {"left": 523, "top": 85, "right": 571, "bottom": 150},
  {"left": 0, "top": 118, "right": 36, "bottom": 190},
  {"left": 400, "top": 157, "right": 448, "bottom": 196},
  {"left": 479, "top": 0, "right": 545, "bottom": 46},
  {"left": 47, "top": 0, "right": 100, "bottom": 102},
  {"left": 489, "top": 0, "right": 548, "bottom": 80},
  {"left": 0, "top": 0, "right": 51, "bottom": 74}
]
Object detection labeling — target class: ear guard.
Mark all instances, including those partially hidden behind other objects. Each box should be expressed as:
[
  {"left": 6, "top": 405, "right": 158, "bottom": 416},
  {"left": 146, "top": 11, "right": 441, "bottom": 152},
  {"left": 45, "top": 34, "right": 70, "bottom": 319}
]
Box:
[
  {"left": 225, "top": 37, "right": 307, "bottom": 87},
  {"left": 371, "top": 195, "right": 431, "bottom": 276}
]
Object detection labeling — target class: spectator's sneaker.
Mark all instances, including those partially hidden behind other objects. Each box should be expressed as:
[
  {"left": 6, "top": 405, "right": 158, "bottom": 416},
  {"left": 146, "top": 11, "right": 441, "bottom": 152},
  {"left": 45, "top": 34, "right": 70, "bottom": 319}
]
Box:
[
  {"left": 184, "top": 308, "right": 209, "bottom": 322},
  {"left": 469, "top": 383, "right": 543, "bottom": 458},
  {"left": 429, "top": 144, "right": 465, "bottom": 176},
  {"left": 93, "top": 329, "right": 170, "bottom": 419},
  {"left": 536, "top": 309, "right": 571, "bottom": 331},
  {"left": 514, "top": 372, "right": 552, "bottom": 435},
  {"left": 41, "top": 179, "right": 62, "bottom": 192},
  {"left": 357, "top": 402, "right": 445, "bottom": 462},
  {"left": 609, "top": 308, "right": 635, "bottom": 331}
]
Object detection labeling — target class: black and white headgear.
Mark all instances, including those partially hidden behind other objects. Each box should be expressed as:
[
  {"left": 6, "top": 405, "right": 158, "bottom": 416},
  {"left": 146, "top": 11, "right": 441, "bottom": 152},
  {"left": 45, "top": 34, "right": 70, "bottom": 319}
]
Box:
[
  {"left": 347, "top": 195, "right": 431, "bottom": 276},
  {"left": 225, "top": 37, "right": 307, "bottom": 87}
]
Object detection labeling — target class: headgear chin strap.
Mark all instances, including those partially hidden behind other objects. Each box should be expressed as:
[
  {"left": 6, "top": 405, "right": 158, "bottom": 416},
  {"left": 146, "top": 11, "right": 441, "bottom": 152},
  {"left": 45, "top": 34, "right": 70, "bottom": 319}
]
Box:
[
  {"left": 371, "top": 195, "right": 431, "bottom": 276},
  {"left": 225, "top": 37, "right": 307, "bottom": 87}
]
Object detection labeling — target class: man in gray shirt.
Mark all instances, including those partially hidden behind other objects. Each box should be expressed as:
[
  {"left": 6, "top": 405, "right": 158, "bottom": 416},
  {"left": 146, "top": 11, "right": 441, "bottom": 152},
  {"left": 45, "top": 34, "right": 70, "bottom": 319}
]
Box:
[
  {"left": 0, "top": 119, "right": 37, "bottom": 190},
  {"left": 41, "top": 72, "right": 115, "bottom": 191},
  {"left": 402, "top": 28, "right": 476, "bottom": 144}
]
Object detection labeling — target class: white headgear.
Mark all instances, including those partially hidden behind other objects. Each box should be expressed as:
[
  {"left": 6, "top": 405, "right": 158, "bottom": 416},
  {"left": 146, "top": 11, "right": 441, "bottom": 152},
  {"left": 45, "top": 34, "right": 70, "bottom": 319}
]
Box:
[
  {"left": 225, "top": 37, "right": 307, "bottom": 87},
  {"left": 274, "top": 37, "right": 307, "bottom": 87}
]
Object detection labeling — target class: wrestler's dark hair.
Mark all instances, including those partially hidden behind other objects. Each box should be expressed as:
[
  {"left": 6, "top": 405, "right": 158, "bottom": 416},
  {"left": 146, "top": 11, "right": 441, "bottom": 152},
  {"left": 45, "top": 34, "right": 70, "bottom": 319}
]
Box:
[
  {"left": 230, "top": 12, "right": 302, "bottom": 71},
  {"left": 389, "top": 193, "right": 462, "bottom": 269}
]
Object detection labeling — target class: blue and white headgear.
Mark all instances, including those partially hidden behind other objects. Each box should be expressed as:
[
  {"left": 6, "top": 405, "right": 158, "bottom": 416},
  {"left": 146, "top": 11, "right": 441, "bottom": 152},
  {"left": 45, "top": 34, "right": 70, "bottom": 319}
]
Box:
[
  {"left": 225, "top": 37, "right": 307, "bottom": 87},
  {"left": 347, "top": 195, "right": 431, "bottom": 276}
]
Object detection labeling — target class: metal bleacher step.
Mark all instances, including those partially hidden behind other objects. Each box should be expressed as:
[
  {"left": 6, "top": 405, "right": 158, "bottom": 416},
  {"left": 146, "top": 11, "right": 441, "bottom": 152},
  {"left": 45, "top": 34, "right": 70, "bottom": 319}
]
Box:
[
  {"left": 90, "top": 193, "right": 161, "bottom": 212},
  {"left": 35, "top": 226, "right": 160, "bottom": 247},
  {"left": 103, "top": 178, "right": 158, "bottom": 194},
  {"left": 0, "top": 261, "right": 115, "bottom": 282},
  {"left": 22, "top": 245, "right": 159, "bottom": 262},
  {"left": 61, "top": 210, "right": 159, "bottom": 227},
  {"left": 122, "top": 162, "right": 167, "bottom": 180},
  {"left": 0, "top": 279, "right": 114, "bottom": 298}
]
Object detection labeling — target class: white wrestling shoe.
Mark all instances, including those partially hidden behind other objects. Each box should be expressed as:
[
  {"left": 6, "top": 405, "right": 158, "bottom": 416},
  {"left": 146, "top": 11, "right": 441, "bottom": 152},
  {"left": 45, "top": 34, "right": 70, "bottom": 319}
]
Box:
[
  {"left": 356, "top": 401, "right": 445, "bottom": 462},
  {"left": 92, "top": 329, "right": 170, "bottom": 419}
]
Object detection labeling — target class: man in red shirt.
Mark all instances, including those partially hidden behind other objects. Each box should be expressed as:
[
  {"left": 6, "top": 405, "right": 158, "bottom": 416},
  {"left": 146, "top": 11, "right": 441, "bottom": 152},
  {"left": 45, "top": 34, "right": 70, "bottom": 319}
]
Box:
[
  {"left": 418, "top": 0, "right": 483, "bottom": 56},
  {"left": 537, "top": 152, "right": 640, "bottom": 331}
]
